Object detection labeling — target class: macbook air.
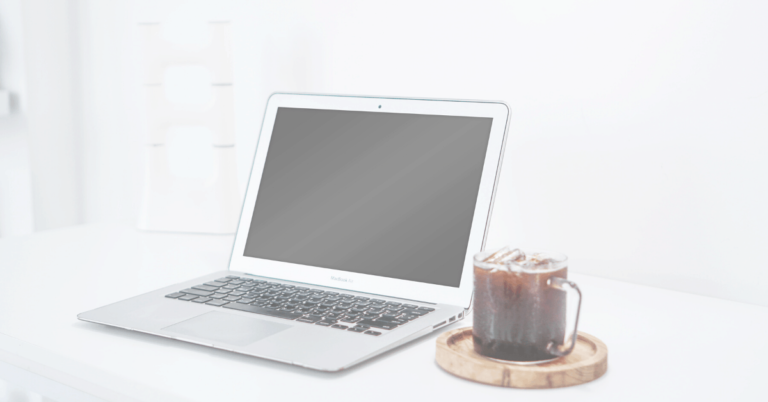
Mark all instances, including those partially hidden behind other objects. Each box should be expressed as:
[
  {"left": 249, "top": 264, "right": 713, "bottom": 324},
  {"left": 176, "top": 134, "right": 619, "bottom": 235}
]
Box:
[{"left": 78, "top": 93, "right": 510, "bottom": 371}]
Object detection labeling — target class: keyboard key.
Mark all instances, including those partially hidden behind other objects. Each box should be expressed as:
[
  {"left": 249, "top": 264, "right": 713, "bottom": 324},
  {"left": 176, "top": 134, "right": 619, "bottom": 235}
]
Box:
[
  {"left": 401, "top": 314, "right": 418, "bottom": 321},
  {"left": 417, "top": 307, "right": 435, "bottom": 312},
  {"left": 315, "top": 320, "right": 333, "bottom": 327},
  {"left": 230, "top": 291, "right": 245, "bottom": 296},
  {"left": 385, "top": 301, "right": 401, "bottom": 306},
  {"left": 403, "top": 304, "right": 417, "bottom": 309},
  {"left": 192, "top": 297, "right": 211, "bottom": 303},
  {"left": 298, "top": 315, "right": 323, "bottom": 323},
  {"left": 354, "top": 296, "right": 370, "bottom": 301},
  {"left": 331, "top": 324, "right": 348, "bottom": 330},
  {"left": 230, "top": 280, "right": 244, "bottom": 285},
  {"left": 296, "top": 318, "right": 316, "bottom": 323},
  {"left": 206, "top": 300, "right": 229, "bottom": 307},
  {"left": 238, "top": 298, "right": 255, "bottom": 304},
  {"left": 347, "top": 327, "right": 366, "bottom": 333},
  {"left": 371, "top": 299, "right": 385, "bottom": 303},
  {"left": 165, "top": 292, "right": 185, "bottom": 299},
  {"left": 341, "top": 317, "right": 359, "bottom": 323},
  {"left": 364, "top": 330, "right": 382, "bottom": 336},
  {"left": 224, "top": 296, "right": 241, "bottom": 301},
  {"left": 377, "top": 317, "right": 406, "bottom": 325},
  {"left": 204, "top": 281, "right": 227, "bottom": 287},
  {"left": 181, "top": 288, "right": 214, "bottom": 297},
  {"left": 178, "top": 294, "right": 198, "bottom": 301},
  {"left": 401, "top": 309, "right": 428, "bottom": 316},
  {"left": 216, "top": 277, "right": 232, "bottom": 282},
  {"left": 356, "top": 319, "right": 398, "bottom": 330},
  {"left": 223, "top": 303, "right": 302, "bottom": 320},
  {"left": 209, "top": 293, "right": 227, "bottom": 299}
]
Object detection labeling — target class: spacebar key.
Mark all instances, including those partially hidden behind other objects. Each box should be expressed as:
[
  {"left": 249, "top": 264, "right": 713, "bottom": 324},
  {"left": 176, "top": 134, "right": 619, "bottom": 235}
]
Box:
[
  {"left": 356, "top": 319, "right": 398, "bottom": 330},
  {"left": 223, "top": 303, "right": 302, "bottom": 320}
]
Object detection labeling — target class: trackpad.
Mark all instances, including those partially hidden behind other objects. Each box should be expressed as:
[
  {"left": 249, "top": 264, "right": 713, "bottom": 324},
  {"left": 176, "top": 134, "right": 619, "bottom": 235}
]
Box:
[{"left": 163, "top": 311, "right": 291, "bottom": 346}]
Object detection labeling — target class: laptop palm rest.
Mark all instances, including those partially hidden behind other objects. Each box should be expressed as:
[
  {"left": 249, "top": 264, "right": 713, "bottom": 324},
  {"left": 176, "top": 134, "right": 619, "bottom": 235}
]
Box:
[{"left": 163, "top": 311, "right": 290, "bottom": 346}]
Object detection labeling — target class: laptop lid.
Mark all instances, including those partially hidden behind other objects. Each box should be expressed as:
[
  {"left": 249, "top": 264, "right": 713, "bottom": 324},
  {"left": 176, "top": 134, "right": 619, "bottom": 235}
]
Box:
[{"left": 229, "top": 94, "right": 509, "bottom": 307}]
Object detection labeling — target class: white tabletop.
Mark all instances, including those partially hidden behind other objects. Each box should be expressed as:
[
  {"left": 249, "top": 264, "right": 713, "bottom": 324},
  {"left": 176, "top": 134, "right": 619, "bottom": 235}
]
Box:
[{"left": 1, "top": 224, "right": 766, "bottom": 401}]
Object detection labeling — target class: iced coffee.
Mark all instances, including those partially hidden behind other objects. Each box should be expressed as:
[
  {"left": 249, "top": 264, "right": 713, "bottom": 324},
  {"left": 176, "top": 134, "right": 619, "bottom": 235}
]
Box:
[{"left": 473, "top": 248, "right": 581, "bottom": 363}]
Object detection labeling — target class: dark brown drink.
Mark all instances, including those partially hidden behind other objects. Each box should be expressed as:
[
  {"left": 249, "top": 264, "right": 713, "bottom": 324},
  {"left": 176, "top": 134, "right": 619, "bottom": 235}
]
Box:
[{"left": 473, "top": 254, "right": 568, "bottom": 362}]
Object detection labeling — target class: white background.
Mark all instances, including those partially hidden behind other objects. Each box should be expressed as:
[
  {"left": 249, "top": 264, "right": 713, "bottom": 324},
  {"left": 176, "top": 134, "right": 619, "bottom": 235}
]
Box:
[{"left": 1, "top": 0, "right": 767, "bottom": 306}]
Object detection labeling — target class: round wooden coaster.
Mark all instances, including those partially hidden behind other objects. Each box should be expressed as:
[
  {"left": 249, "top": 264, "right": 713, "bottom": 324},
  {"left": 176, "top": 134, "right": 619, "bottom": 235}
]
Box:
[{"left": 436, "top": 327, "right": 608, "bottom": 389}]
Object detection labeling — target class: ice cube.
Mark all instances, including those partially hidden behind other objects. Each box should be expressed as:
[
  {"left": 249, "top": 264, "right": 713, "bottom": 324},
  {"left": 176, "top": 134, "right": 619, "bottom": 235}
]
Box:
[
  {"left": 498, "top": 248, "right": 525, "bottom": 264},
  {"left": 483, "top": 246, "right": 510, "bottom": 264}
]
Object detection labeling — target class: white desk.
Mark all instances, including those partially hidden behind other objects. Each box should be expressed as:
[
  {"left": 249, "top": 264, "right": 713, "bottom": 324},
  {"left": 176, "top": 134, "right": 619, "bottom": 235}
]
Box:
[{"left": 1, "top": 224, "right": 766, "bottom": 401}]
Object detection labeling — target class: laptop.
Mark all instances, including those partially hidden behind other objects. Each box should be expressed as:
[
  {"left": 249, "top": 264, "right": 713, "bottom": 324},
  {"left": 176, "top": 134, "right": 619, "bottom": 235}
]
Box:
[{"left": 78, "top": 93, "right": 510, "bottom": 371}]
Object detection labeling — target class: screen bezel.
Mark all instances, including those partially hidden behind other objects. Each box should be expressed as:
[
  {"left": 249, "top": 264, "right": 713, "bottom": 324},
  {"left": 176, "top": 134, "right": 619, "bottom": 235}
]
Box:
[{"left": 229, "top": 93, "right": 509, "bottom": 307}]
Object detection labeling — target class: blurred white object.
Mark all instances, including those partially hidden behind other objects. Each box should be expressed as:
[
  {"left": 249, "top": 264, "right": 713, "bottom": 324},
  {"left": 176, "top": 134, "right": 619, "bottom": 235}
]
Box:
[
  {"left": 0, "top": 89, "right": 9, "bottom": 115},
  {"left": 137, "top": 21, "right": 239, "bottom": 234}
]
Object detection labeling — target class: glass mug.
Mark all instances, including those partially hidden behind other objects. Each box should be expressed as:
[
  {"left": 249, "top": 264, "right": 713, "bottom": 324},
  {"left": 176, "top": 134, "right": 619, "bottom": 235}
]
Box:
[{"left": 473, "top": 248, "right": 582, "bottom": 363}]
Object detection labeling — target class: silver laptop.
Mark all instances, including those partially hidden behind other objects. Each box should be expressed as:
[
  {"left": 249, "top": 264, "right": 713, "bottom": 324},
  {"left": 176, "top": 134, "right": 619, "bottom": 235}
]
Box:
[{"left": 78, "top": 93, "right": 510, "bottom": 371}]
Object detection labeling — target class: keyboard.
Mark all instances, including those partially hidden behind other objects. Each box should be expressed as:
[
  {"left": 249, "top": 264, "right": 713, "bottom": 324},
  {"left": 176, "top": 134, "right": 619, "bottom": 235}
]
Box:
[{"left": 165, "top": 275, "right": 436, "bottom": 336}]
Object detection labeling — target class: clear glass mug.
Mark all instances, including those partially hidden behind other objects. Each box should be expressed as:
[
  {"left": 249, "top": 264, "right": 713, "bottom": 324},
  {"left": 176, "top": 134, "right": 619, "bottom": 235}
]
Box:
[{"left": 472, "top": 248, "right": 582, "bottom": 363}]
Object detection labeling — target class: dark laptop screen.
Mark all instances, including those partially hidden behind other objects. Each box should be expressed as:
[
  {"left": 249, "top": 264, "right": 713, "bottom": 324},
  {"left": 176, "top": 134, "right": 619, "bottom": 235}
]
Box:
[{"left": 243, "top": 107, "right": 492, "bottom": 287}]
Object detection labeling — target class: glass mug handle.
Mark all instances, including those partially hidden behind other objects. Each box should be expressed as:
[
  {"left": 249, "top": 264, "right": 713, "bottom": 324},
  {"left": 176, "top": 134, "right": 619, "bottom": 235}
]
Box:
[{"left": 546, "top": 277, "right": 582, "bottom": 357}]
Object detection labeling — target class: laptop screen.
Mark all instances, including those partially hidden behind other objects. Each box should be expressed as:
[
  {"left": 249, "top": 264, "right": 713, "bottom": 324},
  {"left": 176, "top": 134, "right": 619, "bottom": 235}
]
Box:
[{"left": 243, "top": 107, "right": 492, "bottom": 287}]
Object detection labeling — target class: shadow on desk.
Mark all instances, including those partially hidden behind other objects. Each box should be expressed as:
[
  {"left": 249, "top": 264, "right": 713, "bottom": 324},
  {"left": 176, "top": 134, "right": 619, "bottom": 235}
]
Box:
[{"left": 73, "top": 321, "right": 449, "bottom": 378}]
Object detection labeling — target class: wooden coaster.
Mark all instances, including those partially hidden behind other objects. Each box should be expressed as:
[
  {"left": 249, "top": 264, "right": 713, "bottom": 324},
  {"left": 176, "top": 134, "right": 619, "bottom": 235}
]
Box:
[{"left": 436, "top": 327, "right": 608, "bottom": 389}]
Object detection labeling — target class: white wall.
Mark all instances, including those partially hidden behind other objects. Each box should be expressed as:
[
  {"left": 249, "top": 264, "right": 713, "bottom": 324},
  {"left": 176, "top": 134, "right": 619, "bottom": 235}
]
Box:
[
  {"left": 0, "top": 0, "right": 34, "bottom": 237},
  {"left": 21, "top": 0, "right": 83, "bottom": 231},
  {"left": 76, "top": 0, "right": 144, "bottom": 225},
  {"left": 11, "top": 0, "right": 768, "bottom": 306}
]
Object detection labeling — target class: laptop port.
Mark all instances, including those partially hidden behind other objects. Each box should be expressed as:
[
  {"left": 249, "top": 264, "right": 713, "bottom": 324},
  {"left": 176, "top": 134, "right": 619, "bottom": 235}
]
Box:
[
  {"left": 449, "top": 316, "right": 456, "bottom": 322},
  {"left": 433, "top": 321, "right": 447, "bottom": 329},
  {"left": 458, "top": 312, "right": 464, "bottom": 319}
]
